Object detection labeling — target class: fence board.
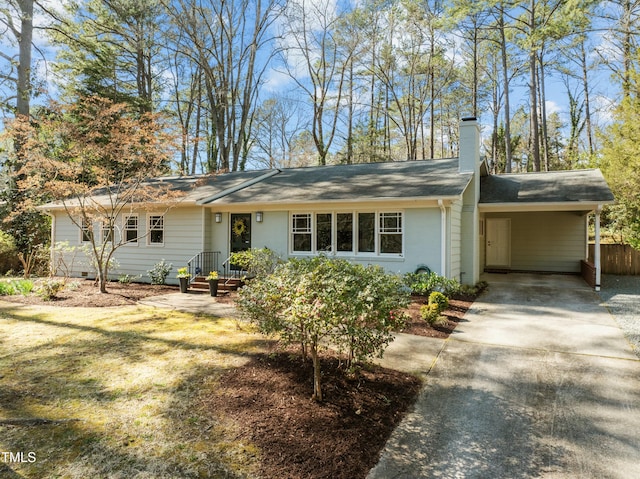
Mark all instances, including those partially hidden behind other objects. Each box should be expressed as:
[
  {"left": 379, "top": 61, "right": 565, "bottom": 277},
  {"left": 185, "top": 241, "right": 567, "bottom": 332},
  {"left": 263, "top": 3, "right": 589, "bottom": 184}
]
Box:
[{"left": 588, "top": 244, "right": 640, "bottom": 275}]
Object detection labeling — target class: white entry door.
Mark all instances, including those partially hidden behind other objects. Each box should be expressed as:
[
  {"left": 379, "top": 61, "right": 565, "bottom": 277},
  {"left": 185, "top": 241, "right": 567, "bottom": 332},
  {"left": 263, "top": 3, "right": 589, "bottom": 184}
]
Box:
[{"left": 486, "top": 218, "right": 511, "bottom": 268}]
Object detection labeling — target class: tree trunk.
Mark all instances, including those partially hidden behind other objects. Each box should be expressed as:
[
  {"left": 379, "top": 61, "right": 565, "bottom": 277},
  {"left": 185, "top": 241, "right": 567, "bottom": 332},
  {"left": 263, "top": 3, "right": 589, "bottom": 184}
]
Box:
[
  {"left": 310, "top": 342, "right": 322, "bottom": 402},
  {"left": 580, "top": 40, "right": 594, "bottom": 156},
  {"left": 499, "top": 4, "right": 512, "bottom": 173},
  {"left": 17, "top": 0, "right": 33, "bottom": 118}
]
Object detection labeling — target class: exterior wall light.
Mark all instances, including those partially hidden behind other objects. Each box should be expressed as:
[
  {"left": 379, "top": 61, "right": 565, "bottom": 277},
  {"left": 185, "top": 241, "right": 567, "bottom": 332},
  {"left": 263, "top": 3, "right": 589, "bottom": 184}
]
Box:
[
  {"left": 215, "top": 212, "right": 222, "bottom": 223},
  {"left": 256, "top": 212, "right": 263, "bottom": 223}
]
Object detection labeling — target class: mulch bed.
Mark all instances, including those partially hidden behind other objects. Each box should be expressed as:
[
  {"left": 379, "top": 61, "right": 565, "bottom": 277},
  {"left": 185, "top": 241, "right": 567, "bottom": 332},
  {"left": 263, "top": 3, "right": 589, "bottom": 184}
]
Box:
[
  {"left": 2, "top": 280, "right": 478, "bottom": 478},
  {"left": 1, "top": 279, "right": 179, "bottom": 307},
  {"left": 402, "top": 295, "right": 473, "bottom": 338},
  {"left": 200, "top": 349, "right": 422, "bottom": 479}
]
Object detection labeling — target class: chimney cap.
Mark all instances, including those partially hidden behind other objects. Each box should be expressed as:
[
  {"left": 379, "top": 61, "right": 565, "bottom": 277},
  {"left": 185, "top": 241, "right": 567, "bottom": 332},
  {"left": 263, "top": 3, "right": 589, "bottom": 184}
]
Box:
[{"left": 461, "top": 116, "right": 477, "bottom": 122}]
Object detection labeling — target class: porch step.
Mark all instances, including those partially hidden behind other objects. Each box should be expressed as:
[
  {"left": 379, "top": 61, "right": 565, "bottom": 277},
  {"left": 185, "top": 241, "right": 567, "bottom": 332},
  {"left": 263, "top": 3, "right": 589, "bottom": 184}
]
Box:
[{"left": 188, "top": 276, "right": 245, "bottom": 294}]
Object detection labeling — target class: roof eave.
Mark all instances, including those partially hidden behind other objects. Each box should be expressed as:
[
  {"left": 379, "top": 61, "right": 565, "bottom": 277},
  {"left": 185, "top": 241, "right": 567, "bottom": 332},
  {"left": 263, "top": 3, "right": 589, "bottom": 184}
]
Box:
[{"left": 479, "top": 200, "right": 614, "bottom": 213}]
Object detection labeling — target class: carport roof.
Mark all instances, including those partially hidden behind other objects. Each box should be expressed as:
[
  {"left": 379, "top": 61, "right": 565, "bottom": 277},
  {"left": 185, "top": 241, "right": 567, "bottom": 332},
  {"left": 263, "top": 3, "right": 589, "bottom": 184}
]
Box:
[{"left": 479, "top": 169, "right": 614, "bottom": 209}]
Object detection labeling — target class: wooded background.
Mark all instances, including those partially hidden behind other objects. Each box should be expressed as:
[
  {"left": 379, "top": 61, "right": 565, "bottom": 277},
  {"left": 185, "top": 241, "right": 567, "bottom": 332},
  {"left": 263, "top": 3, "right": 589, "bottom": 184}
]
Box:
[{"left": 2, "top": 0, "right": 640, "bottom": 249}]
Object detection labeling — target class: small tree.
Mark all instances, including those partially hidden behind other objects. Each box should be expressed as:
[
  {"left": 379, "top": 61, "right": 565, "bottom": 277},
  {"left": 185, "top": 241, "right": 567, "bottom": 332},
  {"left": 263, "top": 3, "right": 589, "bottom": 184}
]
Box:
[
  {"left": 236, "top": 257, "right": 409, "bottom": 401},
  {"left": 5, "top": 96, "right": 182, "bottom": 292}
]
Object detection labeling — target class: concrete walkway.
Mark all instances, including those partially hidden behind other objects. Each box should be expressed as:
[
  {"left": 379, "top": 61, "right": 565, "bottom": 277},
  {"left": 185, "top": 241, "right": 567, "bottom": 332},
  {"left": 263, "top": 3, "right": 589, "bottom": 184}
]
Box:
[
  {"left": 368, "top": 273, "right": 640, "bottom": 479},
  {"left": 138, "top": 292, "right": 240, "bottom": 318}
]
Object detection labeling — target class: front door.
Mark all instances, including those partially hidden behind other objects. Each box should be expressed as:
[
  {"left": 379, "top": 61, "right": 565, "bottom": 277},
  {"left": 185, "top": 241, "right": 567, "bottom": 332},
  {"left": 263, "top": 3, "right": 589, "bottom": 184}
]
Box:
[
  {"left": 230, "top": 214, "right": 251, "bottom": 269},
  {"left": 486, "top": 218, "right": 511, "bottom": 268}
]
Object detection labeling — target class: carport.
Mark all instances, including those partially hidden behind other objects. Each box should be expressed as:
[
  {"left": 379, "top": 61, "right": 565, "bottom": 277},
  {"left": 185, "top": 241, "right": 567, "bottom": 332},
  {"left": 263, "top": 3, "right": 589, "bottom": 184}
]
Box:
[{"left": 479, "top": 169, "right": 614, "bottom": 290}]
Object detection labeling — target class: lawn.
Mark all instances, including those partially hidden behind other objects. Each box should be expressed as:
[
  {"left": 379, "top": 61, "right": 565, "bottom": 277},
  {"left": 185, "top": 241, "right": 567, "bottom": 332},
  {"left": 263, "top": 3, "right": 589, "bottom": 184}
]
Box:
[
  {"left": 0, "top": 297, "right": 421, "bottom": 479},
  {"left": 0, "top": 301, "right": 267, "bottom": 478}
]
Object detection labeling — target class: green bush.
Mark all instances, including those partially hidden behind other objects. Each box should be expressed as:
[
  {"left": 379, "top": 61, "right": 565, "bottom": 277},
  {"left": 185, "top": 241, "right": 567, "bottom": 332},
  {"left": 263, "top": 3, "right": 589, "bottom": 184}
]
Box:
[
  {"left": 0, "top": 231, "right": 21, "bottom": 274},
  {"left": 36, "top": 279, "right": 65, "bottom": 301},
  {"left": 403, "top": 271, "right": 461, "bottom": 297},
  {"left": 0, "top": 279, "right": 34, "bottom": 296},
  {"left": 236, "top": 256, "right": 409, "bottom": 401},
  {"left": 229, "top": 247, "right": 282, "bottom": 278},
  {"left": 118, "top": 274, "right": 141, "bottom": 284},
  {"left": 420, "top": 291, "right": 450, "bottom": 326},
  {"left": 147, "top": 259, "right": 172, "bottom": 285}
]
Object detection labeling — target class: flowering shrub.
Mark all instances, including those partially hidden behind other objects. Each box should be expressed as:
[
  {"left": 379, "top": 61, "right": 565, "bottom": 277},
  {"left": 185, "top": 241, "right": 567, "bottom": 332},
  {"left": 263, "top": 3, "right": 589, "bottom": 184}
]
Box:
[
  {"left": 147, "top": 260, "right": 172, "bottom": 285},
  {"left": 236, "top": 257, "right": 409, "bottom": 401}
]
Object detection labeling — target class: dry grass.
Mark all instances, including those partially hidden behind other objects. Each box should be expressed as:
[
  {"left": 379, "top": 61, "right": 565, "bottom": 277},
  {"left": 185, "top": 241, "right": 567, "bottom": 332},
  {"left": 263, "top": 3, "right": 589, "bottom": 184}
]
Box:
[{"left": 0, "top": 301, "right": 266, "bottom": 478}]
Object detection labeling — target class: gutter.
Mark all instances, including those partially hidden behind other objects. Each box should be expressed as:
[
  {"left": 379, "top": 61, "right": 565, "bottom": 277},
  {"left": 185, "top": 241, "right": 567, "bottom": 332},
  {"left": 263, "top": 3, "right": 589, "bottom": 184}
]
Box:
[{"left": 197, "top": 169, "right": 281, "bottom": 205}]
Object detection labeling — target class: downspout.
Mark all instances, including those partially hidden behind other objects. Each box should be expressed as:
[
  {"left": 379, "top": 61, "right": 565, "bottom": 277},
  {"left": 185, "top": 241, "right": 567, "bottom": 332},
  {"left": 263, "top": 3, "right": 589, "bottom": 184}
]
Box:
[
  {"left": 438, "top": 200, "right": 447, "bottom": 277},
  {"left": 594, "top": 206, "right": 602, "bottom": 291}
]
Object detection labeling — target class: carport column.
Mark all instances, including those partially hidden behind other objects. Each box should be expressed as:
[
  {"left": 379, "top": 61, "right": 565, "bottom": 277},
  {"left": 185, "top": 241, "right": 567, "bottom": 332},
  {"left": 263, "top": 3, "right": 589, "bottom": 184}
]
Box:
[{"left": 594, "top": 206, "right": 602, "bottom": 291}]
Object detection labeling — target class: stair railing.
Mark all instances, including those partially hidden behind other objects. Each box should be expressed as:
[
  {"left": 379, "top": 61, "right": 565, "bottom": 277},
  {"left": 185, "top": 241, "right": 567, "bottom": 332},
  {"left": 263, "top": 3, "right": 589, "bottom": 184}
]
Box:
[
  {"left": 221, "top": 254, "right": 248, "bottom": 284},
  {"left": 187, "top": 252, "right": 221, "bottom": 282}
]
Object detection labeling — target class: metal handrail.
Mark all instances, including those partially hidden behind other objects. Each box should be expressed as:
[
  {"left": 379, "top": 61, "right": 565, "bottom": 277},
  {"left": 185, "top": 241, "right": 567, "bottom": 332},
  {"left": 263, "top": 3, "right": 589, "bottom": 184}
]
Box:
[
  {"left": 187, "top": 251, "right": 221, "bottom": 282},
  {"left": 221, "top": 254, "right": 247, "bottom": 284}
]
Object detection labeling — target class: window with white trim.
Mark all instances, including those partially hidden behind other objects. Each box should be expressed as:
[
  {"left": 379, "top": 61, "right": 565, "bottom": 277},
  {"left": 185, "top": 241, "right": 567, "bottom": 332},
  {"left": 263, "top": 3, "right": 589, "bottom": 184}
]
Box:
[
  {"left": 124, "top": 215, "right": 138, "bottom": 244},
  {"left": 80, "top": 217, "right": 92, "bottom": 243},
  {"left": 148, "top": 215, "right": 164, "bottom": 245},
  {"left": 292, "top": 213, "right": 312, "bottom": 252},
  {"left": 290, "top": 211, "right": 403, "bottom": 256},
  {"left": 379, "top": 212, "right": 403, "bottom": 254},
  {"left": 101, "top": 218, "right": 114, "bottom": 244},
  {"left": 357, "top": 213, "right": 375, "bottom": 253}
]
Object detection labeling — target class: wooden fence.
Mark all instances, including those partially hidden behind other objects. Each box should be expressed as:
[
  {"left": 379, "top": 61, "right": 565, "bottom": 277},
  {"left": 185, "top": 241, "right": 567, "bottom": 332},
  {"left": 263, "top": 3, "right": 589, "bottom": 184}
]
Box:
[{"left": 588, "top": 244, "right": 640, "bottom": 275}]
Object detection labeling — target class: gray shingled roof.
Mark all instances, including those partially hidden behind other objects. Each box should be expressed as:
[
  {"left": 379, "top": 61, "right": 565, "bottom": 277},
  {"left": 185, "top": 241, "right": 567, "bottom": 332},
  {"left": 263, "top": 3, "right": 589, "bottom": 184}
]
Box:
[
  {"left": 480, "top": 169, "right": 614, "bottom": 204},
  {"left": 201, "top": 159, "right": 472, "bottom": 205}
]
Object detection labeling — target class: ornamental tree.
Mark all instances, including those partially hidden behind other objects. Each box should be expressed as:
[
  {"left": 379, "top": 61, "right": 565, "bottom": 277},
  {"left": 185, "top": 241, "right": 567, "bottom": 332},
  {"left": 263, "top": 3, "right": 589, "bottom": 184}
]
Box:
[
  {"left": 236, "top": 256, "right": 409, "bottom": 401},
  {"left": 4, "top": 95, "right": 182, "bottom": 292}
]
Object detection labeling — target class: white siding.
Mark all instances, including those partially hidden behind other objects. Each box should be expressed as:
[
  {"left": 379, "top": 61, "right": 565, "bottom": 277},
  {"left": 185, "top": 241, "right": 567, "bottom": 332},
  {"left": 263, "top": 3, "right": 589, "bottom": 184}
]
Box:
[
  {"left": 247, "top": 207, "right": 444, "bottom": 276},
  {"left": 52, "top": 207, "right": 205, "bottom": 284},
  {"left": 450, "top": 200, "right": 462, "bottom": 281},
  {"left": 484, "top": 211, "right": 586, "bottom": 273}
]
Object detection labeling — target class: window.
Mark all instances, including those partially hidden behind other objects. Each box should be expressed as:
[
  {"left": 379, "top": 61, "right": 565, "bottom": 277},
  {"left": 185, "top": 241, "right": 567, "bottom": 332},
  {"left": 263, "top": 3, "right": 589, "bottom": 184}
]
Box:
[
  {"left": 291, "top": 211, "right": 403, "bottom": 256},
  {"left": 316, "top": 213, "right": 332, "bottom": 252},
  {"left": 358, "top": 213, "right": 375, "bottom": 253},
  {"left": 80, "top": 217, "right": 92, "bottom": 243},
  {"left": 102, "top": 218, "right": 114, "bottom": 244},
  {"left": 292, "top": 214, "right": 311, "bottom": 252},
  {"left": 149, "top": 215, "right": 164, "bottom": 245},
  {"left": 379, "top": 212, "right": 403, "bottom": 254},
  {"left": 336, "top": 213, "right": 353, "bottom": 252},
  {"left": 124, "top": 215, "right": 138, "bottom": 244}
]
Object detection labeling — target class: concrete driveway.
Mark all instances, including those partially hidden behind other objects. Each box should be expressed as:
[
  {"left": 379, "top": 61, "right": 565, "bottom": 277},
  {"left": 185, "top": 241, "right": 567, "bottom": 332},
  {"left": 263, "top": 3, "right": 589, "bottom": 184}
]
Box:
[{"left": 368, "top": 273, "right": 640, "bottom": 479}]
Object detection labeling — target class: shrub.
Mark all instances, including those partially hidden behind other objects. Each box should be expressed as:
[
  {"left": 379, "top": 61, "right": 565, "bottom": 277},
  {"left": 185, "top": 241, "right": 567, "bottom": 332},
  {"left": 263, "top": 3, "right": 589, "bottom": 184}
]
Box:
[
  {"left": 36, "top": 279, "right": 65, "bottom": 301},
  {"left": 237, "top": 256, "right": 409, "bottom": 401},
  {"left": 147, "top": 260, "right": 172, "bottom": 285},
  {"left": 420, "top": 291, "right": 450, "bottom": 326},
  {"left": 229, "top": 247, "right": 282, "bottom": 278},
  {"left": 118, "top": 274, "right": 141, "bottom": 284},
  {"left": 0, "top": 231, "right": 20, "bottom": 274},
  {"left": 0, "top": 279, "right": 34, "bottom": 296},
  {"left": 403, "top": 271, "right": 461, "bottom": 297}
]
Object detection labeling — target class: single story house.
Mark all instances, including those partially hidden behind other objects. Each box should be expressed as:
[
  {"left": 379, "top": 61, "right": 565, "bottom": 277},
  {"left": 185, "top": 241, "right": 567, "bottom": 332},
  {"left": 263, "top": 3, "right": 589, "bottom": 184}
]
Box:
[{"left": 41, "top": 118, "right": 614, "bottom": 289}]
